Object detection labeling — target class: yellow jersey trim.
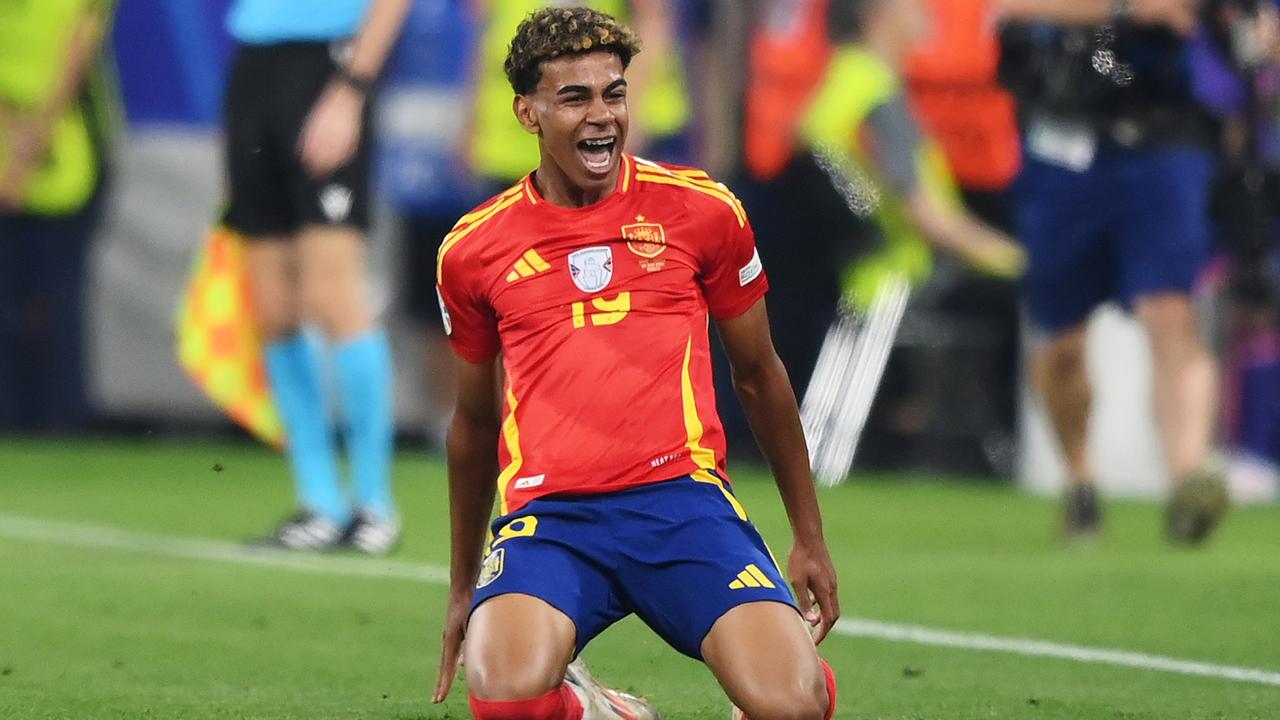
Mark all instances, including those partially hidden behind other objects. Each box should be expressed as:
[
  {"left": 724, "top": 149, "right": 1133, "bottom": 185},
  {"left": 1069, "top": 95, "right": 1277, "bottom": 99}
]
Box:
[
  {"left": 692, "top": 468, "right": 747, "bottom": 521},
  {"left": 681, "top": 336, "right": 718, "bottom": 470},
  {"left": 522, "top": 175, "right": 539, "bottom": 205},
  {"left": 496, "top": 387, "right": 524, "bottom": 515},
  {"left": 635, "top": 167, "right": 746, "bottom": 227},
  {"left": 437, "top": 191, "right": 524, "bottom": 282}
]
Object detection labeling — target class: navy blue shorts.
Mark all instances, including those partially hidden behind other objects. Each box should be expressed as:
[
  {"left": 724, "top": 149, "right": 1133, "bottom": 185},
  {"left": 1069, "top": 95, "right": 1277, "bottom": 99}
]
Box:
[
  {"left": 1016, "top": 147, "right": 1214, "bottom": 334},
  {"left": 469, "top": 472, "right": 797, "bottom": 660}
]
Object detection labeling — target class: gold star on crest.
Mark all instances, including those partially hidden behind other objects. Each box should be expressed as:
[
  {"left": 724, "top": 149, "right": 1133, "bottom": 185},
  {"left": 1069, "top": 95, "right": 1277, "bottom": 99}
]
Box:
[{"left": 635, "top": 215, "right": 646, "bottom": 222}]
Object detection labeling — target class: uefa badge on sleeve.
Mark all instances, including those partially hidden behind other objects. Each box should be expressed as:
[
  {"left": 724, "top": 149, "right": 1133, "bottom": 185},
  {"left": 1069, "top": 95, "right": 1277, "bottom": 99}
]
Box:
[{"left": 436, "top": 287, "right": 453, "bottom": 336}]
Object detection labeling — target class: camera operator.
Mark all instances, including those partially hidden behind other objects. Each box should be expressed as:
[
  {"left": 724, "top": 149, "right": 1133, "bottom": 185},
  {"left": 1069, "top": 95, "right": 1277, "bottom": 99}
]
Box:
[{"left": 995, "top": 0, "right": 1233, "bottom": 543}]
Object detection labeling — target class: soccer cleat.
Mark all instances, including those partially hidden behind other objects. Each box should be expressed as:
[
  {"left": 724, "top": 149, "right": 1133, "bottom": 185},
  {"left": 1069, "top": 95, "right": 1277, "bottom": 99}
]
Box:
[
  {"left": 1061, "top": 483, "right": 1102, "bottom": 539},
  {"left": 1166, "top": 466, "right": 1229, "bottom": 545},
  {"left": 248, "top": 510, "right": 344, "bottom": 551},
  {"left": 341, "top": 511, "right": 402, "bottom": 555},
  {"left": 563, "top": 657, "right": 661, "bottom": 720}
]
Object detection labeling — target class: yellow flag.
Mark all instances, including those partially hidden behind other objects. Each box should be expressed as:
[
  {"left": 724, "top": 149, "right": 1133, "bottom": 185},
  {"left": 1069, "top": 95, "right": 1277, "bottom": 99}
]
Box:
[{"left": 175, "top": 226, "right": 284, "bottom": 447}]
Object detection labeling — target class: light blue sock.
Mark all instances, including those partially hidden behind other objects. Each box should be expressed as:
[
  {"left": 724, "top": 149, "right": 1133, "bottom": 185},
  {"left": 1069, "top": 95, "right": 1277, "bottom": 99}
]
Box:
[
  {"left": 265, "top": 335, "right": 349, "bottom": 525},
  {"left": 334, "top": 330, "right": 396, "bottom": 520}
]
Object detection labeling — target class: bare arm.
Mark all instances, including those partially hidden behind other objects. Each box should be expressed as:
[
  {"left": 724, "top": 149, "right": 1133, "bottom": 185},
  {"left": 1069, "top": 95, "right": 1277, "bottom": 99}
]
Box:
[
  {"left": 0, "top": 2, "right": 109, "bottom": 208},
  {"left": 433, "top": 354, "right": 501, "bottom": 703},
  {"left": 299, "top": 0, "right": 411, "bottom": 176},
  {"left": 996, "top": 0, "right": 1201, "bottom": 34},
  {"left": 906, "top": 190, "right": 1026, "bottom": 279},
  {"left": 716, "top": 300, "right": 841, "bottom": 643}
]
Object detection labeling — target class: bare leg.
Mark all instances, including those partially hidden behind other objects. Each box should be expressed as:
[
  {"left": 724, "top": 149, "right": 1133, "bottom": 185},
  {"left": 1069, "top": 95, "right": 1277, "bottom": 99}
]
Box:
[
  {"left": 243, "top": 237, "right": 299, "bottom": 340},
  {"left": 701, "top": 602, "right": 830, "bottom": 720},
  {"left": 297, "top": 225, "right": 372, "bottom": 340},
  {"left": 1135, "top": 292, "right": 1217, "bottom": 482},
  {"left": 1030, "top": 325, "right": 1093, "bottom": 486},
  {"left": 465, "top": 594, "right": 577, "bottom": 701}
]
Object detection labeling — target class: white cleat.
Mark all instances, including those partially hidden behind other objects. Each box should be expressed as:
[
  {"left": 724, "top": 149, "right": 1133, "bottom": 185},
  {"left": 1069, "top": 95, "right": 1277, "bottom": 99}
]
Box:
[{"left": 564, "top": 657, "right": 662, "bottom": 720}]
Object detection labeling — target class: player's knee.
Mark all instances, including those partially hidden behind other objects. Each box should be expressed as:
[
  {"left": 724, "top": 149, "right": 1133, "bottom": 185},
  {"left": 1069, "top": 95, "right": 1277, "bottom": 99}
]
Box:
[
  {"left": 465, "top": 658, "right": 564, "bottom": 704},
  {"left": 735, "top": 668, "right": 830, "bottom": 720}
]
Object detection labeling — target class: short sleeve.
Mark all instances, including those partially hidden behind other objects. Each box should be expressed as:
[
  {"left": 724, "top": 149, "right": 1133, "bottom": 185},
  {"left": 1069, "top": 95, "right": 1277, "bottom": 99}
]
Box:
[
  {"left": 699, "top": 208, "right": 769, "bottom": 321},
  {"left": 437, "top": 252, "right": 500, "bottom": 363}
]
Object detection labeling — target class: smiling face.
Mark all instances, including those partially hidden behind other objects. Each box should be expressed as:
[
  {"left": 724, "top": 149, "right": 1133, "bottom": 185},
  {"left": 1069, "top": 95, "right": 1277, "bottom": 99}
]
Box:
[{"left": 513, "top": 51, "right": 629, "bottom": 204}]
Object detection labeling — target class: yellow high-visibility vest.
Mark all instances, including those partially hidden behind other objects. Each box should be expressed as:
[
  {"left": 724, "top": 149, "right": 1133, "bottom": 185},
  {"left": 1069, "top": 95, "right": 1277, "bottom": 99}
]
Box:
[
  {"left": 0, "top": 0, "right": 115, "bottom": 215},
  {"left": 801, "top": 46, "right": 962, "bottom": 310}
]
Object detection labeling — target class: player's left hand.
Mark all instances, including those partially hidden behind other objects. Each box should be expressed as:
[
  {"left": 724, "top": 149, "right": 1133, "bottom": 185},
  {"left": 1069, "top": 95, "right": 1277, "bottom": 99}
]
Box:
[
  {"left": 787, "top": 538, "right": 840, "bottom": 645},
  {"left": 297, "top": 80, "right": 364, "bottom": 178}
]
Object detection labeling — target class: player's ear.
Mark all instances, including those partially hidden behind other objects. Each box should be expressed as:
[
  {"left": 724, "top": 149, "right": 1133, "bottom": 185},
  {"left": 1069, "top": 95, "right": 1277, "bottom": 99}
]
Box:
[{"left": 513, "top": 95, "right": 540, "bottom": 135}]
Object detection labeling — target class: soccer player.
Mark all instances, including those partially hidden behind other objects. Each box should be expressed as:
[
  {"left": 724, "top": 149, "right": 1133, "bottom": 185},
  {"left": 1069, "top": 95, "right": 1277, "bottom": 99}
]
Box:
[
  {"left": 432, "top": 7, "right": 840, "bottom": 720},
  {"left": 222, "top": 0, "right": 409, "bottom": 553}
]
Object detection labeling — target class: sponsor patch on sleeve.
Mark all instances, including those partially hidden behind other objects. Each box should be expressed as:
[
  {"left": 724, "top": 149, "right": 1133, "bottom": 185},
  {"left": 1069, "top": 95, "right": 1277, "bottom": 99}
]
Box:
[
  {"left": 738, "top": 248, "right": 763, "bottom": 286},
  {"left": 436, "top": 287, "right": 453, "bottom": 336}
]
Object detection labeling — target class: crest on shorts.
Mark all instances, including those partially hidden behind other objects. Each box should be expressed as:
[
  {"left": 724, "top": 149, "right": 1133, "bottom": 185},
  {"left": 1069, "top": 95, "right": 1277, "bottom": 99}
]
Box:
[
  {"left": 476, "top": 547, "right": 505, "bottom": 589},
  {"left": 623, "top": 217, "right": 667, "bottom": 259},
  {"left": 568, "top": 246, "right": 613, "bottom": 293}
]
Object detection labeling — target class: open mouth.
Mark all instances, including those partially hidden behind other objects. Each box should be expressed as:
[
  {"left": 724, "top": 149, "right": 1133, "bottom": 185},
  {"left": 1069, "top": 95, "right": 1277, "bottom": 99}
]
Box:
[{"left": 576, "top": 137, "right": 617, "bottom": 174}]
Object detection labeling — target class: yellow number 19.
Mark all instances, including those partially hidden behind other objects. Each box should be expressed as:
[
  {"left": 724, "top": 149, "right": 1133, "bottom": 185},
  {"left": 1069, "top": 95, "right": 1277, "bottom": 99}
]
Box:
[{"left": 572, "top": 292, "right": 631, "bottom": 328}]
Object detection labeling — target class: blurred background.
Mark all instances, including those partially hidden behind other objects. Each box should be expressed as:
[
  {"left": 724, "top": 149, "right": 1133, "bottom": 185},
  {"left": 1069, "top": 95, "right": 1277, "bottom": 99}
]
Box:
[{"left": 4, "top": 0, "right": 1280, "bottom": 503}]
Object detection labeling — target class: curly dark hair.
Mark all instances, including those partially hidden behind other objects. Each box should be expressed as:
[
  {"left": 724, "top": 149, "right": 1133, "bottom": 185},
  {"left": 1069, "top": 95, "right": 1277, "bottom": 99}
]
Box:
[{"left": 505, "top": 6, "right": 642, "bottom": 95}]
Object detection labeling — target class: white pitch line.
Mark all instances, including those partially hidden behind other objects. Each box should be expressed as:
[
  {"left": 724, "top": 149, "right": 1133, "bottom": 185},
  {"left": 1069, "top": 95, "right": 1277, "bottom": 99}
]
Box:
[{"left": 2, "top": 513, "right": 1279, "bottom": 689}]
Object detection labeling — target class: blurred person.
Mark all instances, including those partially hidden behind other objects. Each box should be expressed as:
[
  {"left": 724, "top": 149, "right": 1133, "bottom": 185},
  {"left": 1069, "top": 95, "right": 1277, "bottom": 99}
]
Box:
[
  {"left": 905, "top": 0, "right": 1022, "bottom": 223},
  {"left": 1196, "top": 0, "right": 1280, "bottom": 499},
  {"left": 997, "top": 0, "right": 1241, "bottom": 542},
  {"left": 432, "top": 8, "right": 840, "bottom": 720},
  {"left": 734, "top": 0, "right": 840, "bottom": 411},
  {"left": 376, "top": 0, "right": 486, "bottom": 451},
  {"left": 221, "top": 0, "right": 409, "bottom": 553},
  {"left": 900, "top": 0, "right": 1026, "bottom": 472},
  {"left": 801, "top": 0, "right": 1025, "bottom": 327},
  {"left": 0, "top": 0, "right": 118, "bottom": 434}
]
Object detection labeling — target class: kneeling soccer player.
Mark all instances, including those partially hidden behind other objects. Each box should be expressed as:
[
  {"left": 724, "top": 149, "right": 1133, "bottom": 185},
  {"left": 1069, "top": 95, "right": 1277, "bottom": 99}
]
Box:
[{"left": 431, "top": 8, "right": 840, "bottom": 719}]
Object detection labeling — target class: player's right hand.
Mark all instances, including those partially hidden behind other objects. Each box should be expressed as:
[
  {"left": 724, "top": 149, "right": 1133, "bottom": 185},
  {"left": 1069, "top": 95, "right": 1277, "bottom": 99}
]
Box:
[{"left": 432, "top": 588, "right": 473, "bottom": 703}]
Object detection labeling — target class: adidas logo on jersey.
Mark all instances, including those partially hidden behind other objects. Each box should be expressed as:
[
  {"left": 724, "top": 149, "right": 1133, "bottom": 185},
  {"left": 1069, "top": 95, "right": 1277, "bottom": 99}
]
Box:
[
  {"left": 506, "top": 249, "right": 552, "bottom": 282},
  {"left": 728, "top": 563, "right": 776, "bottom": 590}
]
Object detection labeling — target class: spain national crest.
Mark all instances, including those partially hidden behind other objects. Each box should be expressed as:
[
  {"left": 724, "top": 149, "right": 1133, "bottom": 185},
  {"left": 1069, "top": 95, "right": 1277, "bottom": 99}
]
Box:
[
  {"left": 623, "top": 220, "right": 667, "bottom": 258},
  {"left": 569, "top": 246, "right": 613, "bottom": 293}
]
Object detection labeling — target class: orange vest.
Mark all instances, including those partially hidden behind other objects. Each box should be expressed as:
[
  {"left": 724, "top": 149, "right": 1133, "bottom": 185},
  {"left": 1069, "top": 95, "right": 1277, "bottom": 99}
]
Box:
[
  {"left": 905, "top": 0, "right": 1020, "bottom": 190},
  {"left": 743, "top": 0, "right": 831, "bottom": 181}
]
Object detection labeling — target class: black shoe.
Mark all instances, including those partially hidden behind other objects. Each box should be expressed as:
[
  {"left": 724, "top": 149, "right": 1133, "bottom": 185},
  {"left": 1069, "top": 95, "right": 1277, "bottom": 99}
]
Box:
[
  {"left": 248, "top": 510, "right": 345, "bottom": 551},
  {"left": 341, "top": 511, "right": 402, "bottom": 555},
  {"left": 1062, "top": 484, "right": 1102, "bottom": 539},
  {"left": 1166, "top": 467, "right": 1229, "bottom": 546}
]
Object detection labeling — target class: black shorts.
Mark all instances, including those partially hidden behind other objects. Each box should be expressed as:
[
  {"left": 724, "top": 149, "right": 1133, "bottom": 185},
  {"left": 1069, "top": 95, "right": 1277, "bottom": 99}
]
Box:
[{"left": 222, "top": 41, "right": 372, "bottom": 237}]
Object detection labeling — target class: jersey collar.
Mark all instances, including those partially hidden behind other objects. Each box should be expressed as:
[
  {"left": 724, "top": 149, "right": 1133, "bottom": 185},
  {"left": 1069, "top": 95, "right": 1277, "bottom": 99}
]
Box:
[{"left": 522, "top": 153, "right": 635, "bottom": 208}]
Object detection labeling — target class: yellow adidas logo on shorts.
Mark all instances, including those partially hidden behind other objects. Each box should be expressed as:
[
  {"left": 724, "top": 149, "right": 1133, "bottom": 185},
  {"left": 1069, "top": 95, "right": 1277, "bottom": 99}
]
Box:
[{"left": 728, "top": 563, "right": 775, "bottom": 590}]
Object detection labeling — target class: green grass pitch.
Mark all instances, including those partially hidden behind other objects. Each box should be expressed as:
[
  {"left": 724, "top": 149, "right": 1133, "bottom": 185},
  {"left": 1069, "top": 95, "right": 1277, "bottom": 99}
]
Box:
[{"left": 1, "top": 438, "right": 1278, "bottom": 719}]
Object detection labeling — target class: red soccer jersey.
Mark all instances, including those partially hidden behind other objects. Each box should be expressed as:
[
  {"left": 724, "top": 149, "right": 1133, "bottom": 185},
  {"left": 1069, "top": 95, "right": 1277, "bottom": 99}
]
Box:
[{"left": 436, "top": 155, "right": 768, "bottom": 514}]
